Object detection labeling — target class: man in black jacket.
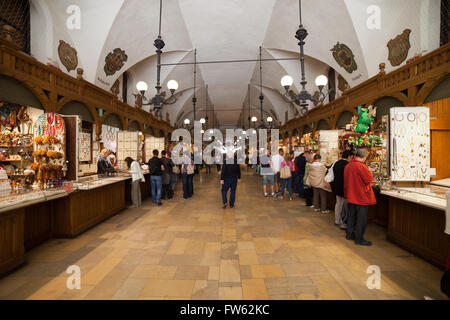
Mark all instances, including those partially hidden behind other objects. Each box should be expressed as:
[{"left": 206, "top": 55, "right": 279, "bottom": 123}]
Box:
[
  {"left": 330, "top": 150, "right": 353, "bottom": 228},
  {"left": 295, "top": 150, "right": 309, "bottom": 198},
  {"left": 220, "top": 151, "right": 241, "bottom": 209}
]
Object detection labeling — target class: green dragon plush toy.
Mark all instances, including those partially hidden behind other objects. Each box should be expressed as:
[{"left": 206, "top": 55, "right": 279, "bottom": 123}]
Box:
[{"left": 355, "top": 105, "right": 376, "bottom": 133}]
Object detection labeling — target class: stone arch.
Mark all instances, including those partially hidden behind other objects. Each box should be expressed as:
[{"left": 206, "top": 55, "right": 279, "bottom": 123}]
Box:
[
  {"left": 316, "top": 119, "right": 330, "bottom": 130},
  {"left": 422, "top": 75, "right": 450, "bottom": 104},
  {"left": 336, "top": 111, "right": 354, "bottom": 129},
  {"left": 302, "top": 125, "right": 312, "bottom": 135},
  {"left": 372, "top": 96, "right": 405, "bottom": 118},
  {"left": 292, "top": 128, "right": 299, "bottom": 137},
  {"left": 158, "top": 129, "right": 165, "bottom": 138},
  {"left": 0, "top": 75, "right": 48, "bottom": 110},
  {"left": 102, "top": 112, "right": 124, "bottom": 129},
  {"left": 145, "top": 126, "right": 154, "bottom": 136},
  {"left": 57, "top": 100, "right": 96, "bottom": 123},
  {"left": 128, "top": 120, "right": 140, "bottom": 132}
]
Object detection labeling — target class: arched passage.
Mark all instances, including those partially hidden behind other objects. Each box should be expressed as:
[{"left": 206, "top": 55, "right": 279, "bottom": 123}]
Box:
[
  {"left": 336, "top": 111, "right": 354, "bottom": 129},
  {"left": 373, "top": 97, "right": 404, "bottom": 118},
  {"left": 128, "top": 120, "right": 140, "bottom": 132},
  {"left": 303, "top": 125, "right": 312, "bottom": 135},
  {"left": 58, "top": 101, "right": 95, "bottom": 123},
  {"left": 424, "top": 76, "right": 450, "bottom": 104},
  {"left": 103, "top": 113, "right": 123, "bottom": 129},
  {"left": 316, "top": 119, "right": 330, "bottom": 130},
  {"left": 0, "top": 75, "right": 44, "bottom": 109}
]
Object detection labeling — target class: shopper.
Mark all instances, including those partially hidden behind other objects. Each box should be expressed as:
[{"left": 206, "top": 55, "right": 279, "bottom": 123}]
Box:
[
  {"left": 295, "top": 150, "right": 309, "bottom": 198},
  {"left": 170, "top": 155, "right": 180, "bottom": 197},
  {"left": 220, "top": 151, "right": 241, "bottom": 208},
  {"left": 280, "top": 153, "right": 294, "bottom": 200},
  {"left": 181, "top": 157, "right": 194, "bottom": 199},
  {"left": 125, "top": 157, "right": 145, "bottom": 208},
  {"left": 303, "top": 154, "right": 314, "bottom": 207},
  {"left": 148, "top": 149, "right": 164, "bottom": 206},
  {"left": 271, "top": 148, "right": 285, "bottom": 194},
  {"left": 161, "top": 150, "right": 173, "bottom": 200},
  {"left": 330, "top": 150, "right": 353, "bottom": 228},
  {"left": 344, "top": 148, "right": 376, "bottom": 246},
  {"left": 260, "top": 149, "right": 276, "bottom": 197},
  {"left": 306, "top": 154, "right": 329, "bottom": 213},
  {"left": 97, "top": 149, "right": 115, "bottom": 175}
]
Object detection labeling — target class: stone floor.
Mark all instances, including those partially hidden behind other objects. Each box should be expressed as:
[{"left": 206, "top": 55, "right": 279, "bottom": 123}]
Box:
[{"left": 0, "top": 169, "right": 446, "bottom": 300}]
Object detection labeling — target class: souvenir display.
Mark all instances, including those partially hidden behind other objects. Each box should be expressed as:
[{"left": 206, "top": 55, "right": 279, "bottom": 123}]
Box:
[
  {"left": 117, "top": 131, "right": 140, "bottom": 169},
  {"left": 79, "top": 131, "right": 92, "bottom": 162},
  {"left": 32, "top": 113, "right": 66, "bottom": 188},
  {"left": 300, "top": 133, "right": 318, "bottom": 150},
  {"left": 145, "top": 136, "right": 165, "bottom": 161},
  {"left": 317, "top": 130, "right": 341, "bottom": 166},
  {"left": 390, "top": 107, "right": 430, "bottom": 181}
]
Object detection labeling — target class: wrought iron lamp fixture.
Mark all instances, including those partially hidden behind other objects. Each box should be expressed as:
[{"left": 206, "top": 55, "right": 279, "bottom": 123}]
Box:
[
  {"left": 136, "top": 0, "right": 179, "bottom": 117},
  {"left": 280, "top": 0, "right": 329, "bottom": 116}
]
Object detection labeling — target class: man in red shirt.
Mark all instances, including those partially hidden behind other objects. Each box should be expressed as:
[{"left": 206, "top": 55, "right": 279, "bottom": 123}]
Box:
[{"left": 344, "top": 149, "right": 376, "bottom": 246}]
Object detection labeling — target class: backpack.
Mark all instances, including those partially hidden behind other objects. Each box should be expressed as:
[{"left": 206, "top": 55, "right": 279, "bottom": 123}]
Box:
[
  {"left": 325, "top": 161, "right": 337, "bottom": 183},
  {"left": 280, "top": 163, "right": 291, "bottom": 179}
]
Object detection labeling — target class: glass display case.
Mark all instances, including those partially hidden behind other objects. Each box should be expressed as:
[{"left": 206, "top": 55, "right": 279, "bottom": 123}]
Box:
[
  {"left": 72, "top": 173, "right": 131, "bottom": 191},
  {"left": 381, "top": 185, "right": 449, "bottom": 211}
]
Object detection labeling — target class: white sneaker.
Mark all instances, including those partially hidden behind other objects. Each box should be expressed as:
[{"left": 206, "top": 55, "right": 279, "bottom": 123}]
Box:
[
  {"left": 264, "top": 193, "right": 268, "bottom": 197},
  {"left": 314, "top": 209, "right": 320, "bottom": 212},
  {"left": 271, "top": 193, "right": 276, "bottom": 197}
]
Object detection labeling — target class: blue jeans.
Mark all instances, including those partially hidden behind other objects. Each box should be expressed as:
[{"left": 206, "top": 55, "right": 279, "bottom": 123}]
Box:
[
  {"left": 222, "top": 178, "right": 238, "bottom": 207},
  {"left": 281, "top": 177, "right": 293, "bottom": 197},
  {"left": 150, "top": 176, "right": 162, "bottom": 203},
  {"left": 182, "top": 173, "right": 193, "bottom": 198},
  {"left": 296, "top": 174, "right": 305, "bottom": 197}
]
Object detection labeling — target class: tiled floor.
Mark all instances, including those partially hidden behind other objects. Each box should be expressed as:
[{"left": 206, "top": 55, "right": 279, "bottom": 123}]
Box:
[{"left": 0, "top": 169, "right": 446, "bottom": 300}]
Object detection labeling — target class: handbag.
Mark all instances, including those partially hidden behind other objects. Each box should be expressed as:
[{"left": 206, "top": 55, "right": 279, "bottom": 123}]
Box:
[
  {"left": 325, "top": 161, "right": 336, "bottom": 183},
  {"left": 187, "top": 164, "right": 195, "bottom": 175},
  {"left": 280, "top": 164, "right": 291, "bottom": 179},
  {"left": 172, "top": 165, "right": 180, "bottom": 174}
]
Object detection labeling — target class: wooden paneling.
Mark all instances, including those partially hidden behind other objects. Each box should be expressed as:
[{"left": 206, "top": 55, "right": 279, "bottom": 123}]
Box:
[
  {"left": 0, "top": 208, "right": 24, "bottom": 275},
  {"left": 426, "top": 97, "right": 450, "bottom": 181},
  {"left": 24, "top": 201, "right": 52, "bottom": 251},
  {"left": 387, "top": 197, "right": 449, "bottom": 269},
  {"left": 52, "top": 181, "right": 126, "bottom": 237}
]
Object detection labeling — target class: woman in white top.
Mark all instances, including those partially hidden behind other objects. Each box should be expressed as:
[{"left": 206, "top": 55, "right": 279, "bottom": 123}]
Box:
[{"left": 125, "top": 157, "right": 145, "bottom": 207}]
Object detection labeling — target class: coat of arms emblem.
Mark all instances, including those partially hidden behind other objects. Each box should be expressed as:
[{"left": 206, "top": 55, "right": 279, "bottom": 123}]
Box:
[
  {"left": 58, "top": 40, "right": 78, "bottom": 72},
  {"left": 104, "top": 48, "right": 128, "bottom": 76},
  {"left": 331, "top": 42, "right": 358, "bottom": 74},
  {"left": 387, "top": 29, "right": 411, "bottom": 67}
]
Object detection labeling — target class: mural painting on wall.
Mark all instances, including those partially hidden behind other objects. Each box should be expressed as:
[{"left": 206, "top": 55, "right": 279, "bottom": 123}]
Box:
[
  {"left": 104, "top": 48, "right": 128, "bottom": 76},
  {"left": 110, "top": 79, "right": 120, "bottom": 97},
  {"left": 58, "top": 40, "right": 78, "bottom": 72},
  {"left": 331, "top": 42, "right": 358, "bottom": 74},
  {"left": 337, "top": 74, "right": 349, "bottom": 92},
  {"left": 387, "top": 29, "right": 412, "bottom": 67}
]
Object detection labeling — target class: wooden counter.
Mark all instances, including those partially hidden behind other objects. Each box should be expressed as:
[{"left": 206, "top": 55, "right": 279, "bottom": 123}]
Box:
[
  {"left": 52, "top": 180, "right": 126, "bottom": 237},
  {"left": 384, "top": 195, "right": 449, "bottom": 269},
  {"left": 0, "top": 179, "right": 127, "bottom": 276}
]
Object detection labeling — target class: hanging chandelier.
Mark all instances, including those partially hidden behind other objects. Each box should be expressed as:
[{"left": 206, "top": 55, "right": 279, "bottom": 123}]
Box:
[
  {"left": 280, "top": 0, "right": 329, "bottom": 116},
  {"left": 136, "top": 0, "right": 179, "bottom": 118}
]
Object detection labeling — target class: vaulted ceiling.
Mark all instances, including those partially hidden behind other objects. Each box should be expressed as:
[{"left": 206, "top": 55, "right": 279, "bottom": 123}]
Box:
[{"left": 29, "top": 0, "right": 441, "bottom": 128}]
